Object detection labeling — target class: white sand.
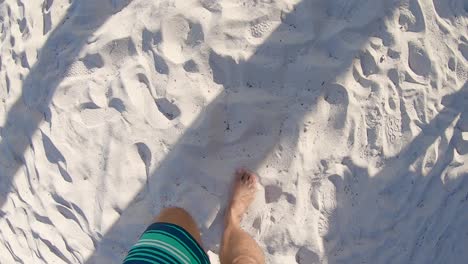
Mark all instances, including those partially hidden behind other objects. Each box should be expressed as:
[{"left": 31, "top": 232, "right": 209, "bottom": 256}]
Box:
[{"left": 0, "top": 0, "right": 467, "bottom": 263}]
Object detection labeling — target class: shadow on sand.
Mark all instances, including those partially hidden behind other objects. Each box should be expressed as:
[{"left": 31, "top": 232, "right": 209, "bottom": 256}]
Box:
[
  {"left": 0, "top": 0, "right": 133, "bottom": 210},
  {"left": 317, "top": 83, "right": 467, "bottom": 263},
  {"left": 2, "top": 0, "right": 464, "bottom": 263},
  {"left": 82, "top": 0, "right": 424, "bottom": 263}
]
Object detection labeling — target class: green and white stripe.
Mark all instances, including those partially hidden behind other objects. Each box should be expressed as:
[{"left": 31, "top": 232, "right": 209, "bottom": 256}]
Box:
[{"left": 123, "top": 222, "right": 210, "bottom": 264}]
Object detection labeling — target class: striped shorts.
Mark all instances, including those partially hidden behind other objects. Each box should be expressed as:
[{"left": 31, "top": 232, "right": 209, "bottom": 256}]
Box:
[{"left": 123, "top": 222, "right": 211, "bottom": 264}]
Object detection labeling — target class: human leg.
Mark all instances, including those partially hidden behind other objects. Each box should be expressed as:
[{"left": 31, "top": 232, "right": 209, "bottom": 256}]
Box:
[
  {"left": 123, "top": 207, "right": 209, "bottom": 263},
  {"left": 156, "top": 207, "right": 202, "bottom": 244},
  {"left": 220, "top": 169, "right": 265, "bottom": 264}
]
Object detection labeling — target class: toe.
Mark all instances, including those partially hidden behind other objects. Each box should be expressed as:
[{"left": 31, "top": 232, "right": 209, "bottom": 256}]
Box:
[
  {"left": 248, "top": 178, "right": 256, "bottom": 189},
  {"left": 247, "top": 174, "right": 254, "bottom": 184},
  {"left": 235, "top": 168, "right": 257, "bottom": 187},
  {"left": 236, "top": 168, "right": 247, "bottom": 176},
  {"left": 241, "top": 173, "right": 250, "bottom": 184},
  {"left": 246, "top": 173, "right": 251, "bottom": 181}
]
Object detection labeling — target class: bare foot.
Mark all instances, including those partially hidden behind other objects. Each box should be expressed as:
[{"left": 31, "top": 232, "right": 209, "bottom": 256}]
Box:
[{"left": 226, "top": 168, "right": 258, "bottom": 225}]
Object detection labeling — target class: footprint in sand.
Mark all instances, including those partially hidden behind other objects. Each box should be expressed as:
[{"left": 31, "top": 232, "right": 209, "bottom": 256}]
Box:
[
  {"left": 153, "top": 52, "right": 169, "bottom": 75},
  {"left": 323, "top": 83, "right": 349, "bottom": 130},
  {"left": 142, "top": 29, "right": 163, "bottom": 52},
  {"left": 408, "top": 41, "right": 431, "bottom": 77},
  {"left": 161, "top": 16, "right": 205, "bottom": 63},
  {"left": 200, "top": 0, "right": 222, "bottom": 13},
  {"left": 155, "top": 98, "right": 181, "bottom": 121},
  {"left": 79, "top": 102, "right": 120, "bottom": 127},
  {"left": 135, "top": 142, "right": 152, "bottom": 177},
  {"left": 249, "top": 17, "right": 274, "bottom": 39},
  {"left": 296, "top": 246, "right": 320, "bottom": 264},
  {"left": 313, "top": 176, "right": 340, "bottom": 238},
  {"left": 183, "top": 59, "right": 199, "bottom": 73},
  {"left": 264, "top": 185, "right": 283, "bottom": 204},
  {"left": 398, "top": 0, "right": 425, "bottom": 32},
  {"left": 186, "top": 22, "right": 204, "bottom": 48},
  {"left": 360, "top": 49, "right": 378, "bottom": 76},
  {"left": 100, "top": 37, "right": 137, "bottom": 66},
  {"left": 459, "top": 42, "right": 468, "bottom": 61},
  {"left": 82, "top": 53, "right": 104, "bottom": 70}
]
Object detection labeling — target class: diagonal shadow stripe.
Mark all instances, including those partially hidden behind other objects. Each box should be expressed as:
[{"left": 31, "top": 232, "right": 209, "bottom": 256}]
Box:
[
  {"left": 319, "top": 82, "right": 467, "bottom": 263},
  {"left": 0, "top": 1, "right": 133, "bottom": 210},
  {"left": 84, "top": 0, "right": 408, "bottom": 262}
]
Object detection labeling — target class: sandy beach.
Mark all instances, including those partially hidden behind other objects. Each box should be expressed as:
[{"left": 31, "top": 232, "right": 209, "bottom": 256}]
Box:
[{"left": 0, "top": 0, "right": 467, "bottom": 263}]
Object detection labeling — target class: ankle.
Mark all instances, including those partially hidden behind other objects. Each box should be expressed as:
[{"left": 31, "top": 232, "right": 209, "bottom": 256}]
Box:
[{"left": 225, "top": 208, "right": 241, "bottom": 227}]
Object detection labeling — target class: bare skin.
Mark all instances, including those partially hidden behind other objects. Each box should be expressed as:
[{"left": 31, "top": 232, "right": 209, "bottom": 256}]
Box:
[
  {"left": 220, "top": 168, "right": 265, "bottom": 264},
  {"left": 155, "top": 207, "right": 202, "bottom": 245},
  {"left": 154, "top": 168, "right": 264, "bottom": 263}
]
